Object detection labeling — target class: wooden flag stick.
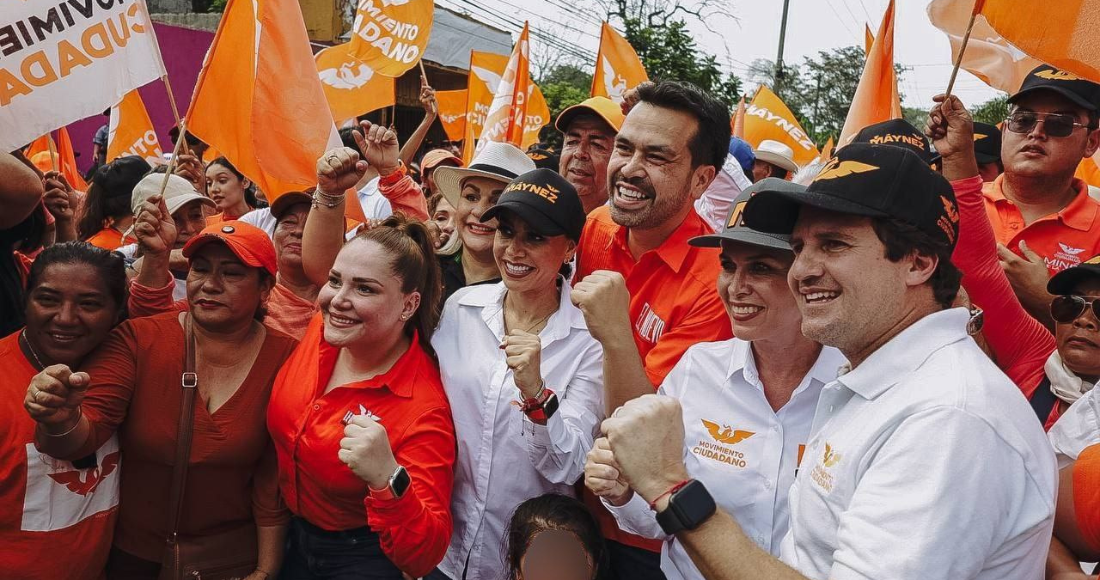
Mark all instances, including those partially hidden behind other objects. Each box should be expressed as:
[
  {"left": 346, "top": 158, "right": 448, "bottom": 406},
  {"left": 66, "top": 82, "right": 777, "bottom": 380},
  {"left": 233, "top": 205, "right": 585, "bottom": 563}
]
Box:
[
  {"left": 160, "top": 74, "right": 185, "bottom": 132},
  {"left": 945, "top": 0, "right": 984, "bottom": 98},
  {"left": 158, "top": 122, "right": 189, "bottom": 198},
  {"left": 418, "top": 59, "right": 429, "bottom": 83},
  {"left": 46, "top": 133, "right": 58, "bottom": 172}
]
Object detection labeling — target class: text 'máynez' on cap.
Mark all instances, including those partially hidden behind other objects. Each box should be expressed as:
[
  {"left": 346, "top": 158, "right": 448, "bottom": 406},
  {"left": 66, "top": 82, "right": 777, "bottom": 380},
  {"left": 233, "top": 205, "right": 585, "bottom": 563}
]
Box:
[
  {"left": 741, "top": 143, "right": 959, "bottom": 248},
  {"left": 850, "top": 119, "right": 940, "bottom": 167},
  {"left": 480, "top": 168, "right": 587, "bottom": 242}
]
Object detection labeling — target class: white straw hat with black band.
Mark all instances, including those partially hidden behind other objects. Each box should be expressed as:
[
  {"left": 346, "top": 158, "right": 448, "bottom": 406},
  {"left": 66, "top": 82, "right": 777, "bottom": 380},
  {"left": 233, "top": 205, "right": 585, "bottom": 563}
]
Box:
[{"left": 434, "top": 142, "right": 536, "bottom": 207}]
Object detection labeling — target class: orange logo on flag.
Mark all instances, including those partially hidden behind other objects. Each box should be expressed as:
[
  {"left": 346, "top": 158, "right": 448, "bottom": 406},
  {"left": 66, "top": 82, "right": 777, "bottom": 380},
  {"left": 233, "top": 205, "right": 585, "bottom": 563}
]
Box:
[
  {"left": 316, "top": 43, "right": 396, "bottom": 124},
  {"left": 108, "top": 90, "right": 163, "bottom": 165},
  {"left": 701, "top": 420, "right": 755, "bottom": 445},
  {"left": 838, "top": 0, "right": 902, "bottom": 146},
  {"left": 187, "top": 0, "right": 341, "bottom": 202},
  {"left": 437, "top": 89, "right": 468, "bottom": 141},
  {"left": 349, "top": 0, "right": 434, "bottom": 77},
  {"left": 591, "top": 22, "right": 648, "bottom": 103},
  {"left": 743, "top": 85, "right": 819, "bottom": 166}
]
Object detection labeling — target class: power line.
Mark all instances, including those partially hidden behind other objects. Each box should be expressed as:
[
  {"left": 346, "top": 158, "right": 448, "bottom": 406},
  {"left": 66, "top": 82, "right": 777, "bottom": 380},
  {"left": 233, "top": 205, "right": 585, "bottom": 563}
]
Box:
[{"left": 438, "top": 0, "right": 596, "bottom": 62}]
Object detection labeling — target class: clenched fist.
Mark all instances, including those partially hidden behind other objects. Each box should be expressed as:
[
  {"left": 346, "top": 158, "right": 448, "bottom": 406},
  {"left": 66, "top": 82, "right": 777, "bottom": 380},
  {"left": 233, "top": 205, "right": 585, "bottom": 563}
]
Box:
[
  {"left": 133, "top": 194, "right": 177, "bottom": 256},
  {"left": 571, "top": 270, "right": 632, "bottom": 347},
  {"left": 502, "top": 329, "right": 544, "bottom": 399},
  {"left": 338, "top": 415, "right": 401, "bottom": 490},
  {"left": 585, "top": 437, "right": 633, "bottom": 507},
  {"left": 25, "top": 364, "right": 89, "bottom": 432}
]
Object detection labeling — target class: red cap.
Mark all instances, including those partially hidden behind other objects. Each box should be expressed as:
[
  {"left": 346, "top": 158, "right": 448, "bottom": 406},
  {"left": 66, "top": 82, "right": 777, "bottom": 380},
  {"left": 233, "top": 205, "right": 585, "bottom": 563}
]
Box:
[{"left": 182, "top": 221, "right": 278, "bottom": 276}]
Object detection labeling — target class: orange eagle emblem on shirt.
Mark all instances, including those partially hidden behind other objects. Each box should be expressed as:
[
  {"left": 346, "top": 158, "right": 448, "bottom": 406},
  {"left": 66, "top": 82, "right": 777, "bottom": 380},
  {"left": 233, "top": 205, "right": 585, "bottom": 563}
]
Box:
[
  {"left": 701, "top": 419, "right": 755, "bottom": 445},
  {"left": 822, "top": 443, "right": 842, "bottom": 467}
]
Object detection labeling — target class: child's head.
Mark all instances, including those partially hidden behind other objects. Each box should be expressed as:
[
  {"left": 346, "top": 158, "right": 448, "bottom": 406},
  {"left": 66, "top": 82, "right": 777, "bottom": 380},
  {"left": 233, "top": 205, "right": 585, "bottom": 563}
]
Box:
[{"left": 504, "top": 494, "right": 609, "bottom": 580}]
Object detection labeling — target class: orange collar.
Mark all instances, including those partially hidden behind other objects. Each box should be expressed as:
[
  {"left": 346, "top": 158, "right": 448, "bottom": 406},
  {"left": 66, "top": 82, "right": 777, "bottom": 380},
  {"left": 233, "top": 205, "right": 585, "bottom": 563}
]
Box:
[{"left": 985, "top": 175, "right": 1096, "bottom": 232}]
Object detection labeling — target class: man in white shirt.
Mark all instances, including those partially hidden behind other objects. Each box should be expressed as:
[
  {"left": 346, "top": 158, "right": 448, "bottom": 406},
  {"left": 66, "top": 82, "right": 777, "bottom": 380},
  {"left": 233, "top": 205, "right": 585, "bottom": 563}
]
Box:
[
  {"left": 585, "top": 182, "right": 846, "bottom": 580},
  {"left": 595, "top": 144, "right": 1059, "bottom": 580}
]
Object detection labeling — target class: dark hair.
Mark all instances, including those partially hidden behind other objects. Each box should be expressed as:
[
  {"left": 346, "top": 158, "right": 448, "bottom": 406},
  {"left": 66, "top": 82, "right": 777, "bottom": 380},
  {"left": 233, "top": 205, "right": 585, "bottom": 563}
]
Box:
[
  {"left": 208, "top": 157, "right": 258, "bottom": 209},
  {"left": 340, "top": 127, "right": 364, "bottom": 156},
  {"left": 765, "top": 163, "right": 788, "bottom": 179},
  {"left": 25, "top": 241, "right": 129, "bottom": 322},
  {"left": 871, "top": 217, "right": 961, "bottom": 308},
  {"left": 0, "top": 210, "right": 47, "bottom": 336},
  {"left": 77, "top": 180, "right": 131, "bottom": 241},
  {"left": 504, "top": 494, "right": 610, "bottom": 580},
  {"left": 635, "top": 81, "right": 731, "bottom": 169},
  {"left": 352, "top": 213, "right": 443, "bottom": 355},
  {"left": 1088, "top": 110, "right": 1099, "bottom": 130}
]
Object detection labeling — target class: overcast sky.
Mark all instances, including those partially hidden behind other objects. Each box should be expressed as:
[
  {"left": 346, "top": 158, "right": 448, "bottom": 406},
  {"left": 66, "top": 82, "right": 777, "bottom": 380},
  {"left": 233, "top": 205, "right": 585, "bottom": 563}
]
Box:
[{"left": 437, "top": 0, "right": 1003, "bottom": 110}]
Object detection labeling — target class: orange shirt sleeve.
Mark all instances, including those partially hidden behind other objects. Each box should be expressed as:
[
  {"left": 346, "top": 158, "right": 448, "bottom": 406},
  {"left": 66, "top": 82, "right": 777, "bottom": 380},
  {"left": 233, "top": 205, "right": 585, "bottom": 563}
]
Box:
[
  {"left": 128, "top": 275, "right": 187, "bottom": 319},
  {"left": 379, "top": 174, "right": 429, "bottom": 222},
  {"left": 251, "top": 440, "right": 289, "bottom": 527},
  {"left": 364, "top": 404, "right": 456, "bottom": 578},
  {"left": 642, "top": 288, "right": 731, "bottom": 386},
  {"left": 1074, "top": 444, "right": 1100, "bottom": 553}
]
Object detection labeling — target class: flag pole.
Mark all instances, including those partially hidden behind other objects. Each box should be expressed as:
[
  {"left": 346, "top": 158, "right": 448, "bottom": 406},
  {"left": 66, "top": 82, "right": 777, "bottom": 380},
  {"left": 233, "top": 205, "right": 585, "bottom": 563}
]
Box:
[
  {"left": 160, "top": 75, "right": 185, "bottom": 132},
  {"left": 945, "top": 0, "right": 985, "bottom": 98},
  {"left": 46, "top": 133, "right": 58, "bottom": 173},
  {"left": 157, "top": 122, "right": 189, "bottom": 198}
]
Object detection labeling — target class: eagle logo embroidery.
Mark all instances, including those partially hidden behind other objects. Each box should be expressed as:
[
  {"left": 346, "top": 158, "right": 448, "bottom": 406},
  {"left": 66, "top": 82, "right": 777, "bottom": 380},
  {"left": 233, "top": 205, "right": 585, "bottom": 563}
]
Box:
[
  {"left": 47, "top": 451, "right": 120, "bottom": 496},
  {"left": 941, "top": 195, "right": 959, "bottom": 224},
  {"left": 1059, "top": 243, "right": 1086, "bottom": 256},
  {"left": 973, "top": 133, "right": 988, "bottom": 141},
  {"left": 1034, "top": 69, "right": 1082, "bottom": 81},
  {"left": 813, "top": 159, "right": 879, "bottom": 182},
  {"left": 701, "top": 420, "right": 755, "bottom": 445},
  {"left": 822, "top": 443, "right": 842, "bottom": 467}
]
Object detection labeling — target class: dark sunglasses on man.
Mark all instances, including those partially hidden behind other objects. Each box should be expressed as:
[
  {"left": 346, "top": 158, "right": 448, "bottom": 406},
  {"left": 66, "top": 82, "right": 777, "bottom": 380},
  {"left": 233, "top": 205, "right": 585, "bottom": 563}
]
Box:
[
  {"left": 1005, "top": 111, "right": 1094, "bottom": 138},
  {"left": 1050, "top": 294, "right": 1100, "bottom": 324}
]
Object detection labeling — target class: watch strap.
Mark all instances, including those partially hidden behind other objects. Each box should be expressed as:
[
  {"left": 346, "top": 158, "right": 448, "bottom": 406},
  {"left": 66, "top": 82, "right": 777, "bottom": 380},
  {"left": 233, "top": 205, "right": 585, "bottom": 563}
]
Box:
[{"left": 655, "top": 479, "right": 716, "bottom": 535}]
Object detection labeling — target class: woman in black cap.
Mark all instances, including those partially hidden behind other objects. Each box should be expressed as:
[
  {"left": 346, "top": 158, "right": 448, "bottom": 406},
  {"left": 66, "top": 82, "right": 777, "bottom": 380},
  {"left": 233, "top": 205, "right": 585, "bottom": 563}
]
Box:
[
  {"left": 428, "top": 168, "right": 604, "bottom": 580},
  {"left": 78, "top": 156, "right": 152, "bottom": 250}
]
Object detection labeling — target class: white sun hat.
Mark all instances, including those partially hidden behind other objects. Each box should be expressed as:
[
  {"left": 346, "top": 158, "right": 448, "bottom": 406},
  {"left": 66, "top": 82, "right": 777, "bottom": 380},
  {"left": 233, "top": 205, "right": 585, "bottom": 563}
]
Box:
[
  {"left": 434, "top": 142, "right": 536, "bottom": 207},
  {"left": 754, "top": 140, "right": 800, "bottom": 174}
]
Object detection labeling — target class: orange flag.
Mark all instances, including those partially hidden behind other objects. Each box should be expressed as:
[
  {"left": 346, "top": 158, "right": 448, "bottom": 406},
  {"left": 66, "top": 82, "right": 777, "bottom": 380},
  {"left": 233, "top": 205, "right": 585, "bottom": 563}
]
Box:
[
  {"left": 108, "top": 90, "right": 164, "bottom": 166},
  {"left": 927, "top": 0, "right": 1039, "bottom": 93},
  {"left": 591, "top": 22, "right": 649, "bottom": 102},
  {"left": 838, "top": 0, "right": 902, "bottom": 146},
  {"left": 55, "top": 128, "right": 89, "bottom": 191},
  {"left": 478, "top": 23, "right": 531, "bottom": 151},
  {"left": 467, "top": 49, "right": 548, "bottom": 149},
  {"left": 349, "top": 0, "right": 434, "bottom": 77},
  {"left": 744, "top": 86, "right": 819, "bottom": 166},
  {"left": 437, "top": 89, "right": 468, "bottom": 141},
  {"left": 978, "top": 0, "right": 1100, "bottom": 83},
  {"left": 731, "top": 96, "right": 746, "bottom": 138},
  {"left": 864, "top": 24, "right": 875, "bottom": 54},
  {"left": 187, "top": 0, "right": 341, "bottom": 201},
  {"left": 24, "top": 134, "right": 54, "bottom": 162},
  {"left": 461, "top": 114, "right": 476, "bottom": 165},
  {"left": 316, "top": 43, "right": 396, "bottom": 124}
]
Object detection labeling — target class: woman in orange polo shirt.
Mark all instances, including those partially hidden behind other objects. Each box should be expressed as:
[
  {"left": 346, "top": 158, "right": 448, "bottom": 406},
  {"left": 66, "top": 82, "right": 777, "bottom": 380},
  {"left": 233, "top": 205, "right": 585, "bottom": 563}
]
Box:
[
  {"left": 25, "top": 221, "right": 296, "bottom": 580},
  {"left": 206, "top": 157, "right": 258, "bottom": 223},
  {"left": 2, "top": 242, "right": 127, "bottom": 580},
  {"left": 77, "top": 156, "right": 151, "bottom": 250},
  {"left": 268, "top": 209, "right": 456, "bottom": 578}
]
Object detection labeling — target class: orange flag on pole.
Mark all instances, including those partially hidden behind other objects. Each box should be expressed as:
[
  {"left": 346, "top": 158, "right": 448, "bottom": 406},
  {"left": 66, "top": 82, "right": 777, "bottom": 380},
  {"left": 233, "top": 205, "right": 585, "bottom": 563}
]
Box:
[
  {"left": 591, "top": 22, "right": 649, "bottom": 102},
  {"left": 744, "top": 86, "right": 819, "bottom": 166},
  {"left": 187, "top": 0, "right": 341, "bottom": 201},
  {"left": 316, "top": 43, "right": 396, "bottom": 124},
  {"left": 349, "top": 0, "right": 434, "bottom": 77},
  {"left": 864, "top": 24, "right": 875, "bottom": 54},
  {"left": 437, "top": 89, "right": 468, "bottom": 141},
  {"left": 108, "top": 90, "right": 164, "bottom": 166},
  {"left": 466, "top": 51, "right": 548, "bottom": 149},
  {"left": 927, "top": 0, "right": 1039, "bottom": 93},
  {"left": 51, "top": 128, "right": 89, "bottom": 191},
  {"left": 478, "top": 23, "right": 531, "bottom": 151},
  {"left": 838, "top": 0, "right": 902, "bottom": 146},
  {"left": 461, "top": 115, "right": 476, "bottom": 165},
  {"left": 731, "top": 96, "right": 746, "bottom": 138},
  {"left": 978, "top": 0, "right": 1100, "bottom": 83}
]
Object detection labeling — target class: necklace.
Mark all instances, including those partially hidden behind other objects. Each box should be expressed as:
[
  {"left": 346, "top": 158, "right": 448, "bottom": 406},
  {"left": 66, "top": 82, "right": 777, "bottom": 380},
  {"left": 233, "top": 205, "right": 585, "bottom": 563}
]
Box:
[
  {"left": 20, "top": 330, "right": 46, "bottom": 369},
  {"left": 504, "top": 292, "right": 557, "bottom": 334}
]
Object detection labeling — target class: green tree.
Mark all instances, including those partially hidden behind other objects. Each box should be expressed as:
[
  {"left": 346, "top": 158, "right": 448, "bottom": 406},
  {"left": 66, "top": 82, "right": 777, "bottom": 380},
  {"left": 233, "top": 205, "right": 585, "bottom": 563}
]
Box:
[
  {"left": 970, "top": 94, "right": 1010, "bottom": 125},
  {"left": 903, "top": 106, "right": 929, "bottom": 130},
  {"left": 536, "top": 64, "right": 595, "bottom": 148}
]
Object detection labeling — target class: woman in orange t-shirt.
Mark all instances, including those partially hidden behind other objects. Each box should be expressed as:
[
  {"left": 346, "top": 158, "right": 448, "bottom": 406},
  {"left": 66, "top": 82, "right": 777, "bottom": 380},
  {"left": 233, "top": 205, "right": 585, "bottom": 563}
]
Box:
[
  {"left": 2, "top": 242, "right": 127, "bottom": 580},
  {"left": 78, "top": 156, "right": 151, "bottom": 250},
  {"left": 269, "top": 155, "right": 456, "bottom": 580},
  {"left": 206, "top": 157, "right": 258, "bottom": 223},
  {"left": 25, "top": 219, "right": 295, "bottom": 580}
]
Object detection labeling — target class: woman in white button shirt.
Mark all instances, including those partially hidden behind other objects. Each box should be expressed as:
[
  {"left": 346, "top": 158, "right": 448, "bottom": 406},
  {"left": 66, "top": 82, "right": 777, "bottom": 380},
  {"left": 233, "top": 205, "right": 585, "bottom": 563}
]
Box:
[
  {"left": 585, "top": 179, "right": 845, "bottom": 580},
  {"left": 429, "top": 169, "right": 604, "bottom": 580}
]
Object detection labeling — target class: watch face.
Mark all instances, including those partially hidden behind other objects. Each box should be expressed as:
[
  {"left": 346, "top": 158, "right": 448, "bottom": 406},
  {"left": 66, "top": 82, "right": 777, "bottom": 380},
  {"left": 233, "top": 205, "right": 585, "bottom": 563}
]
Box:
[
  {"left": 543, "top": 392, "right": 560, "bottom": 419},
  {"left": 391, "top": 466, "right": 411, "bottom": 498},
  {"left": 673, "top": 480, "right": 716, "bottom": 531}
]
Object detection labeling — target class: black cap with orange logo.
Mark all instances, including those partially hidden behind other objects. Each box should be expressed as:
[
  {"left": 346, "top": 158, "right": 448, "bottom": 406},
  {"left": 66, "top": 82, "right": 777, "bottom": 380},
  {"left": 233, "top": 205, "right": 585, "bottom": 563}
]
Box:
[
  {"left": 689, "top": 179, "right": 795, "bottom": 251},
  {"left": 480, "top": 168, "right": 586, "bottom": 241},
  {"left": 742, "top": 143, "right": 959, "bottom": 248},
  {"left": 851, "top": 119, "right": 939, "bottom": 167},
  {"left": 1011, "top": 65, "right": 1100, "bottom": 113}
]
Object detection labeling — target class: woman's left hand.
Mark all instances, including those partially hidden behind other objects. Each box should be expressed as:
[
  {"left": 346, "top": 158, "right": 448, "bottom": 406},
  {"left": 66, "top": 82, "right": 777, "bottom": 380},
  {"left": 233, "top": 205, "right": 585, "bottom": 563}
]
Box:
[
  {"left": 242, "top": 571, "right": 270, "bottom": 580},
  {"left": 503, "top": 330, "right": 543, "bottom": 399},
  {"left": 338, "top": 415, "right": 399, "bottom": 489}
]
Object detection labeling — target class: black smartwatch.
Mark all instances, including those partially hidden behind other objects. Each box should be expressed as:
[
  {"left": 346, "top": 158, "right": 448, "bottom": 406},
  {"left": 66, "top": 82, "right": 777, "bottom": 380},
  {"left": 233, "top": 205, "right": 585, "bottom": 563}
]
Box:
[{"left": 655, "top": 479, "right": 716, "bottom": 535}]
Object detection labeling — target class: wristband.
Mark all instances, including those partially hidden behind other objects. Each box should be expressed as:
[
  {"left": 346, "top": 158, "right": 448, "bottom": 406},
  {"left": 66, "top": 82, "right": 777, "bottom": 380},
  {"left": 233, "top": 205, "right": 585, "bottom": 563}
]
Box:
[
  {"left": 378, "top": 161, "right": 407, "bottom": 186},
  {"left": 648, "top": 479, "right": 691, "bottom": 511}
]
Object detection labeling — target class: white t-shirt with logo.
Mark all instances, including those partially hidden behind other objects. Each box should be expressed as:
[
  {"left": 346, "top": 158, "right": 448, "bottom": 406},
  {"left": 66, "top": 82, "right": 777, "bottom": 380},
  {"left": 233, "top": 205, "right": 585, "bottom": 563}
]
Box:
[{"left": 780, "top": 308, "right": 1058, "bottom": 580}]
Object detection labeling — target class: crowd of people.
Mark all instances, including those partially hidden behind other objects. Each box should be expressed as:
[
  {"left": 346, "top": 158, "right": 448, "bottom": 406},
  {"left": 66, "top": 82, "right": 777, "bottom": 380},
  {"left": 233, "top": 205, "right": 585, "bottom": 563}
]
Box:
[{"left": 2, "top": 62, "right": 1100, "bottom": 580}]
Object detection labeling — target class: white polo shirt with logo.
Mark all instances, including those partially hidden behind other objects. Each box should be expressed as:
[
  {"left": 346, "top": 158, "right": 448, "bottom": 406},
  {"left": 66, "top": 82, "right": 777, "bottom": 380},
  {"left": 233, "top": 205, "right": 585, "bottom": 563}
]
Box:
[
  {"left": 779, "top": 308, "right": 1058, "bottom": 580},
  {"left": 605, "top": 338, "right": 846, "bottom": 580}
]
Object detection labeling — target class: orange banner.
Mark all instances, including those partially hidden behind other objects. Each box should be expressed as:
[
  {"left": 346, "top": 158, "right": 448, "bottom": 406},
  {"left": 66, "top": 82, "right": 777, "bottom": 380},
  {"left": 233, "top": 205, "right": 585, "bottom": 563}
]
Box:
[
  {"left": 437, "top": 89, "right": 468, "bottom": 141},
  {"left": 467, "top": 49, "right": 548, "bottom": 149},
  {"left": 56, "top": 127, "right": 89, "bottom": 191},
  {"left": 349, "top": 0, "right": 434, "bottom": 77},
  {"left": 316, "top": 43, "right": 396, "bottom": 124},
  {"left": 591, "top": 22, "right": 649, "bottom": 102},
  {"left": 744, "top": 85, "right": 819, "bottom": 166},
  {"left": 478, "top": 23, "right": 531, "bottom": 151},
  {"left": 838, "top": 0, "right": 902, "bottom": 146},
  {"left": 927, "top": 0, "right": 1039, "bottom": 94},
  {"left": 188, "top": 0, "right": 341, "bottom": 200},
  {"left": 980, "top": 0, "right": 1100, "bottom": 83},
  {"left": 108, "top": 90, "right": 164, "bottom": 165}
]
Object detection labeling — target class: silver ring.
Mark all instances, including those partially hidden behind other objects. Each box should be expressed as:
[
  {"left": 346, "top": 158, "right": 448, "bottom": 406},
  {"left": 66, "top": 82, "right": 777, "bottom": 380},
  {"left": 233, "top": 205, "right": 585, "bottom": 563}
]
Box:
[
  {"left": 32, "top": 388, "right": 43, "bottom": 403},
  {"left": 327, "top": 154, "right": 339, "bottom": 164}
]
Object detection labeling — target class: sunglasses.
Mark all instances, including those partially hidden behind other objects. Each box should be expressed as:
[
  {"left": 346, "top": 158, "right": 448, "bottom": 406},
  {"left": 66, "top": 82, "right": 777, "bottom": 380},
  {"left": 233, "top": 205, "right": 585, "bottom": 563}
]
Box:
[
  {"left": 1005, "top": 111, "right": 1092, "bottom": 138},
  {"left": 1050, "top": 295, "right": 1100, "bottom": 324}
]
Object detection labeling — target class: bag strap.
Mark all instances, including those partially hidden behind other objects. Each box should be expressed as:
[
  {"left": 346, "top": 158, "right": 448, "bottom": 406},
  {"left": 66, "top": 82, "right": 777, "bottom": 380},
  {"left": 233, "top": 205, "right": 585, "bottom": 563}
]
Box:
[{"left": 166, "top": 315, "right": 198, "bottom": 548}]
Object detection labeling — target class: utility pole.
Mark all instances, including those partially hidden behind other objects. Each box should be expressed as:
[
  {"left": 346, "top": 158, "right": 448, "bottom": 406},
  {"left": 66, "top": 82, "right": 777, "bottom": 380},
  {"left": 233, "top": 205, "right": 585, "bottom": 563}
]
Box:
[{"left": 774, "top": 0, "right": 791, "bottom": 95}]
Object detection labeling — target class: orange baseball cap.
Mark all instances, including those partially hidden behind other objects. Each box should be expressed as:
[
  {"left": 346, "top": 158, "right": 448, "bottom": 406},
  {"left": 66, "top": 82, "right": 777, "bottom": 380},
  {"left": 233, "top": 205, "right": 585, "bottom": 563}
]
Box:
[
  {"left": 182, "top": 221, "right": 278, "bottom": 276},
  {"left": 421, "top": 149, "right": 463, "bottom": 172},
  {"left": 555, "top": 96, "right": 625, "bottom": 134}
]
